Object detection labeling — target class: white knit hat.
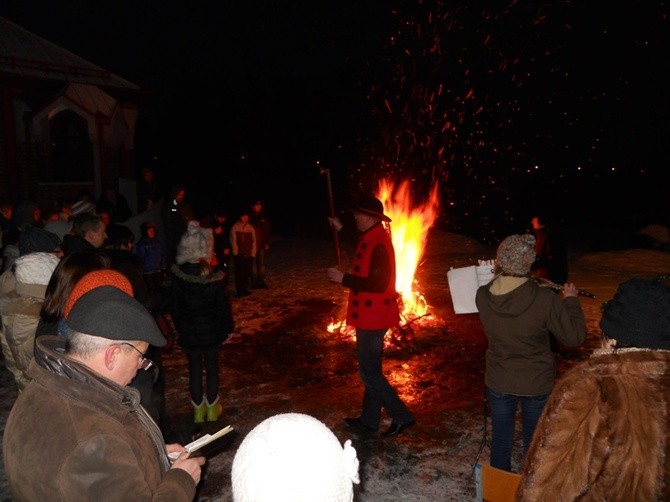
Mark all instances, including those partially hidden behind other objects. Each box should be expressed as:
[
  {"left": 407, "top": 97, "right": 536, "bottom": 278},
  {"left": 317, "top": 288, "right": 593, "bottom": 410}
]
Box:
[
  {"left": 71, "top": 199, "right": 96, "bottom": 217},
  {"left": 176, "top": 220, "right": 211, "bottom": 265},
  {"left": 232, "top": 413, "right": 360, "bottom": 502},
  {"left": 13, "top": 252, "right": 60, "bottom": 297}
]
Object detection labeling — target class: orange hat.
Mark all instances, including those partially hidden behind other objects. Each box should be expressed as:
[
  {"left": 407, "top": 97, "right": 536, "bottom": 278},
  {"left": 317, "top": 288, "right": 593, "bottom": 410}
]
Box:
[{"left": 64, "top": 269, "right": 133, "bottom": 318}]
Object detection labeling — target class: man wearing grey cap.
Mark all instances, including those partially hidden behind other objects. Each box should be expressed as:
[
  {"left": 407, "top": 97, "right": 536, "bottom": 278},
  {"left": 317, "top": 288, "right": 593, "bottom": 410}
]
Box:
[{"left": 2, "top": 286, "right": 205, "bottom": 501}]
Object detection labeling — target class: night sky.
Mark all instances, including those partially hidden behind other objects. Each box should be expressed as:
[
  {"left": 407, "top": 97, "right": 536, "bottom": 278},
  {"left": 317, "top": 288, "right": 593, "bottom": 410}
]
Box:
[{"left": 1, "top": 1, "right": 668, "bottom": 243}]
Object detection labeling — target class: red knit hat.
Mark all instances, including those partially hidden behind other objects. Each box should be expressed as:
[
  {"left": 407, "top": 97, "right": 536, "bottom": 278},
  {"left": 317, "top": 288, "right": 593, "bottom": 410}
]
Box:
[{"left": 64, "top": 269, "right": 133, "bottom": 318}]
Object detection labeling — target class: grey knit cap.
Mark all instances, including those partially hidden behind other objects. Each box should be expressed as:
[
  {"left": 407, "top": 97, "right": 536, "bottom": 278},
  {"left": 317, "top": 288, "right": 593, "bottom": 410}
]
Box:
[{"left": 496, "top": 234, "right": 537, "bottom": 276}]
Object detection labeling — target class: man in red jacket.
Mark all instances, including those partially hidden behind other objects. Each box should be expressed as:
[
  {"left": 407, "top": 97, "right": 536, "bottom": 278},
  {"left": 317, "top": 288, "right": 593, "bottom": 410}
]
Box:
[{"left": 327, "top": 196, "right": 415, "bottom": 438}]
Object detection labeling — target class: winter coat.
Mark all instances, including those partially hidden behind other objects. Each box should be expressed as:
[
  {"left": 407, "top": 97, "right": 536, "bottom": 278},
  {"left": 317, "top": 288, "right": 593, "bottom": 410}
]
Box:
[
  {"left": 212, "top": 221, "right": 232, "bottom": 270},
  {"left": 2, "top": 336, "right": 196, "bottom": 501},
  {"left": 517, "top": 348, "right": 670, "bottom": 501},
  {"left": 106, "top": 249, "right": 153, "bottom": 312},
  {"left": 17, "top": 225, "right": 61, "bottom": 255},
  {"left": 160, "top": 192, "right": 195, "bottom": 261},
  {"left": 0, "top": 267, "right": 17, "bottom": 296},
  {"left": 230, "top": 221, "right": 256, "bottom": 258},
  {"left": 135, "top": 236, "right": 166, "bottom": 274},
  {"left": 61, "top": 233, "right": 96, "bottom": 255},
  {"left": 248, "top": 211, "right": 271, "bottom": 248},
  {"left": 342, "top": 222, "right": 399, "bottom": 330},
  {"left": 0, "top": 292, "right": 42, "bottom": 390},
  {"left": 476, "top": 277, "right": 586, "bottom": 395},
  {"left": 137, "top": 179, "right": 164, "bottom": 213},
  {"left": 531, "top": 225, "right": 568, "bottom": 284},
  {"left": 170, "top": 264, "right": 234, "bottom": 350},
  {"left": 0, "top": 213, "right": 19, "bottom": 248},
  {"left": 0, "top": 252, "right": 57, "bottom": 392}
]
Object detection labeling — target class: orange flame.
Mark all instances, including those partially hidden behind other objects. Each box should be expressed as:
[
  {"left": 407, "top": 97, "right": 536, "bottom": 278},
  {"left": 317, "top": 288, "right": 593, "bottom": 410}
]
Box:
[
  {"left": 328, "top": 179, "right": 441, "bottom": 338},
  {"left": 378, "top": 179, "right": 441, "bottom": 323}
]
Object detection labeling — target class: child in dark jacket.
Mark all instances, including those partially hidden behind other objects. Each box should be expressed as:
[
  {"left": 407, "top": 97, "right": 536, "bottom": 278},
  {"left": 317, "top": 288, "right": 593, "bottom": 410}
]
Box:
[
  {"left": 171, "top": 257, "right": 234, "bottom": 423},
  {"left": 134, "top": 222, "right": 166, "bottom": 300}
]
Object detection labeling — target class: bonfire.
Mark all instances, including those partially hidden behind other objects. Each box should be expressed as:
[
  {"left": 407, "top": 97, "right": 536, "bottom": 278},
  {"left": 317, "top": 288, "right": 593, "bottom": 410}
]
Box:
[{"left": 328, "top": 178, "right": 441, "bottom": 349}]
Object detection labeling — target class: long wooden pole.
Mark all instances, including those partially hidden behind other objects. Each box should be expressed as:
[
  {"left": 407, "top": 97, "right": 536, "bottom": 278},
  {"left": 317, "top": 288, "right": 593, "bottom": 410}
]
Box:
[{"left": 320, "top": 167, "right": 341, "bottom": 268}]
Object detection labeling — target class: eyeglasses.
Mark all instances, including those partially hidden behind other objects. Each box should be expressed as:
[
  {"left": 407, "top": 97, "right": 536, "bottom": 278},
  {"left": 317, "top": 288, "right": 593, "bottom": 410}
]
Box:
[{"left": 120, "top": 342, "right": 155, "bottom": 371}]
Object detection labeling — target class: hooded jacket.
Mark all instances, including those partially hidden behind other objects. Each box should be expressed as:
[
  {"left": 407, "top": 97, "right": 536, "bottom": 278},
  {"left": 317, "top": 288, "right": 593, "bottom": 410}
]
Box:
[
  {"left": 476, "top": 277, "right": 586, "bottom": 395},
  {"left": 230, "top": 220, "right": 256, "bottom": 258},
  {"left": 2, "top": 336, "right": 196, "bottom": 501},
  {"left": 170, "top": 264, "right": 234, "bottom": 349},
  {"left": 248, "top": 209, "right": 271, "bottom": 248},
  {"left": 160, "top": 187, "right": 195, "bottom": 260},
  {"left": 135, "top": 234, "right": 166, "bottom": 275},
  {"left": 517, "top": 348, "right": 670, "bottom": 501},
  {"left": 60, "top": 233, "right": 96, "bottom": 255}
]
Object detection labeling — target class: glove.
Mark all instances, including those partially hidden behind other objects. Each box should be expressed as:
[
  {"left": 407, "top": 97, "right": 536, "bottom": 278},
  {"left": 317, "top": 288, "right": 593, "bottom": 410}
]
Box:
[
  {"left": 327, "top": 217, "right": 343, "bottom": 232},
  {"left": 327, "top": 267, "right": 344, "bottom": 284}
]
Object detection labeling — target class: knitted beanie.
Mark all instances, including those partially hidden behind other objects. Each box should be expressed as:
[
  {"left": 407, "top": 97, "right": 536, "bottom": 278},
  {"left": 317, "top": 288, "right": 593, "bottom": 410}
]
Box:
[
  {"left": 71, "top": 199, "right": 96, "bottom": 217},
  {"left": 13, "top": 252, "right": 60, "bottom": 297},
  {"left": 232, "top": 413, "right": 360, "bottom": 502},
  {"left": 18, "top": 226, "right": 61, "bottom": 255},
  {"left": 176, "top": 220, "right": 210, "bottom": 265},
  {"left": 496, "top": 234, "right": 537, "bottom": 276},
  {"left": 600, "top": 278, "right": 670, "bottom": 350},
  {"left": 64, "top": 269, "right": 133, "bottom": 318}
]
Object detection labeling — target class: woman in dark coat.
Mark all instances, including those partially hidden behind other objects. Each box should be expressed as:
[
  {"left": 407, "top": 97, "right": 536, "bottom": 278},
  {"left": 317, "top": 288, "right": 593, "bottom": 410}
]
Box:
[
  {"left": 171, "top": 259, "right": 234, "bottom": 423},
  {"left": 476, "top": 234, "right": 586, "bottom": 472}
]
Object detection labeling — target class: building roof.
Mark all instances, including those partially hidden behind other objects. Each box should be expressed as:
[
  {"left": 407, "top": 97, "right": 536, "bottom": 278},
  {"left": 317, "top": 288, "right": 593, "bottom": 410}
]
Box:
[{"left": 0, "top": 16, "right": 139, "bottom": 91}]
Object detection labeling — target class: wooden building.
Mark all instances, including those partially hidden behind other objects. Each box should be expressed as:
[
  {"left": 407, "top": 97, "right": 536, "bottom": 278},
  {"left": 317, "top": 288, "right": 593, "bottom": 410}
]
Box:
[{"left": 0, "top": 16, "right": 143, "bottom": 212}]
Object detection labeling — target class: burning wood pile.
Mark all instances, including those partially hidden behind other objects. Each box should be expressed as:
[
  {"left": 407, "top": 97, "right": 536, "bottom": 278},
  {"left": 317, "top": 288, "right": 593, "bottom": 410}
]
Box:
[{"left": 328, "top": 178, "right": 441, "bottom": 350}]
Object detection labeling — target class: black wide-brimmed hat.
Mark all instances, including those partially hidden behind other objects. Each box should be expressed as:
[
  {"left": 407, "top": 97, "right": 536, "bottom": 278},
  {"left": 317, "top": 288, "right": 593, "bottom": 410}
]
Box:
[{"left": 351, "top": 196, "right": 391, "bottom": 222}]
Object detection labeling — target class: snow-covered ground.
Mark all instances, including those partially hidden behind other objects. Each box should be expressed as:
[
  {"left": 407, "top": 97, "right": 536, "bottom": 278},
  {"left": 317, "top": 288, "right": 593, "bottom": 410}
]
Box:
[{"left": 1, "top": 231, "right": 669, "bottom": 501}]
